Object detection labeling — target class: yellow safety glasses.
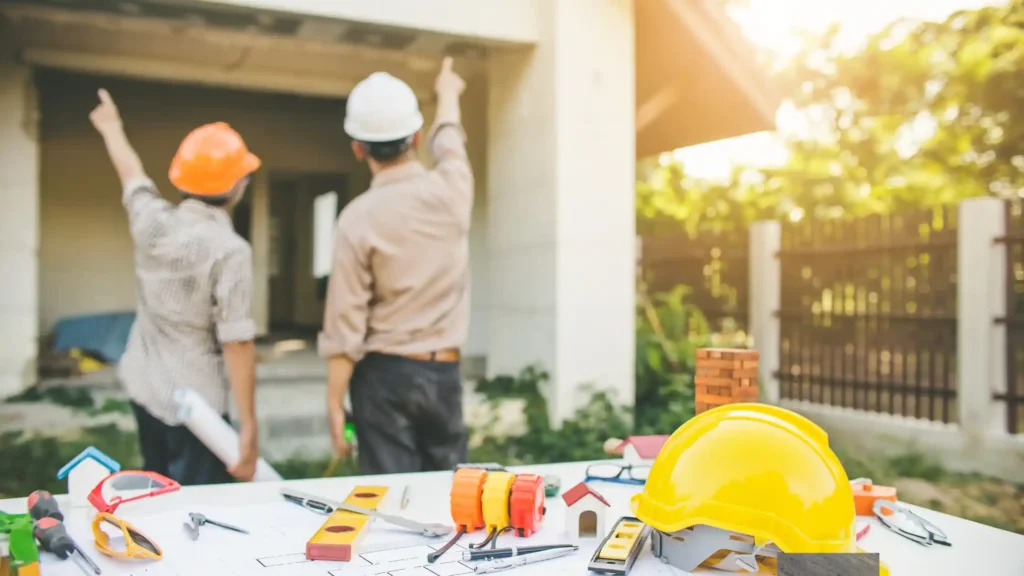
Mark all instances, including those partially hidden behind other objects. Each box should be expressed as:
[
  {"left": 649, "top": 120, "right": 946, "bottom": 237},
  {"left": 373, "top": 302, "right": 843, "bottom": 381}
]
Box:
[{"left": 92, "top": 512, "right": 162, "bottom": 561}]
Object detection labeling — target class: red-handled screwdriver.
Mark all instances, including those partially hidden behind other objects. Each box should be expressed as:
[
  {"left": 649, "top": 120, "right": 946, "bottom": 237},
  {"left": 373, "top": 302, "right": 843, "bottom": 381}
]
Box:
[
  {"left": 33, "top": 517, "right": 101, "bottom": 575},
  {"left": 26, "top": 490, "right": 63, "bottom": 522},
  {"left": 28, "top": 491, "right": 102, "bottom": 575}
]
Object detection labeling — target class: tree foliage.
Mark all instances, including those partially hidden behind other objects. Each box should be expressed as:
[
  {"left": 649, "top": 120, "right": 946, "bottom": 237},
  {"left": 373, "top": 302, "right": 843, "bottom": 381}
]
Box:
[{"left": 638, "top": 0, "right": 1024, "bottom": 233}]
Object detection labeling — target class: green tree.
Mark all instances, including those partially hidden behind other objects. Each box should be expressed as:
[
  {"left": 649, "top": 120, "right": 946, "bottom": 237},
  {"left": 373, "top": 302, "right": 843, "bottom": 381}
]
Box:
[{"left": 639, "top": 0, "right": 1024, "bottom": 231}]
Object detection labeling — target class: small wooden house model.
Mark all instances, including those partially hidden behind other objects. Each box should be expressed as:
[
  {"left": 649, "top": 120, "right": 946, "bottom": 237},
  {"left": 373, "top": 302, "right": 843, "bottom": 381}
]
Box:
[{"left": 561, "top": 482, "right": 610, "bottom": 539}]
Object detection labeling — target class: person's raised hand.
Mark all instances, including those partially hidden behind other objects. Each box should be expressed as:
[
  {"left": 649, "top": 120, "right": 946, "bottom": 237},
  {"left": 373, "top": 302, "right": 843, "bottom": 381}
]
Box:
[
  {"left": 89, "top": 89, "right": 123, "bottom": 135},
  {"left": 435, "top": 57, "right": 466, "bottom": 98}
]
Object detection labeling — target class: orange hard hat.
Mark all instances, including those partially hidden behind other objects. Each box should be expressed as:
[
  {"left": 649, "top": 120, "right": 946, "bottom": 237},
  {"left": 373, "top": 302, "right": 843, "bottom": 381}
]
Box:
[{"left": 168, "top": 122, "right": 261, "bottom": 196}]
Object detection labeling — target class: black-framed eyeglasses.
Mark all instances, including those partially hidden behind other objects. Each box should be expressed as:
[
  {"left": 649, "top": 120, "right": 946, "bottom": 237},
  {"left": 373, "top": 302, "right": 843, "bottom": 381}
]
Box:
[{"left": 584, "top": 462, "right": 650, "bottom": 485}]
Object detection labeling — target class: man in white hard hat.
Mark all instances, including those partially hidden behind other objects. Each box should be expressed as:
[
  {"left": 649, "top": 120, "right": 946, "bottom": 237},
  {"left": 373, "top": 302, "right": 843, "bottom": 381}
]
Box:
[{"left": 318, "top": 58, "right": 472, "bottom": 474}]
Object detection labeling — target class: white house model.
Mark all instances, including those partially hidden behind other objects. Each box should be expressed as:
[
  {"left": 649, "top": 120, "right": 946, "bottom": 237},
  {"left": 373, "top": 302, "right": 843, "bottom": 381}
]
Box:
[
  {"left": 561, "top": 482, "right": 610, "bottom": 539},
  {"left": 57, "top": 446, "right": 121, "bottom": 508}
]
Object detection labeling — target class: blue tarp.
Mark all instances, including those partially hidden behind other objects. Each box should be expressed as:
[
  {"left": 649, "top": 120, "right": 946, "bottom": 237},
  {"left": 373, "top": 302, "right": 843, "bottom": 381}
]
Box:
[{"left": 51, "top": 311, "right": 136, "bottom": 364}]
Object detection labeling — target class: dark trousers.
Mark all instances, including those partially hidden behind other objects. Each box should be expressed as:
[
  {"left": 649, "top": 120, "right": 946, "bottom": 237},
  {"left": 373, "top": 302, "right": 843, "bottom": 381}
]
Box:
[
  {"left": 349, "top": 353, "right": 468, "bottom": 475},
  {"left": 130, "top": 401, "right": 235, "bottom": 486}
]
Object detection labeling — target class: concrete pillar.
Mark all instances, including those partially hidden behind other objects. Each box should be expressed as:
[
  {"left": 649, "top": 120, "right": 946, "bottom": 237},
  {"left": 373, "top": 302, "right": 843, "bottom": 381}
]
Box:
[
  {"left": 486, "top": 0, "right": 636, "bottom": 424},
  {"left": 0, "top": 54, "right": 40, "bottom": 399},
  {"left": 749, "top": 220, "right": 781, "bottom": 404},
  {"left": 250, "top": 171, "right": 270, "bottom": 336},
  {"left": 958, "top": 198, "right": 1007, "bottom": 436}
]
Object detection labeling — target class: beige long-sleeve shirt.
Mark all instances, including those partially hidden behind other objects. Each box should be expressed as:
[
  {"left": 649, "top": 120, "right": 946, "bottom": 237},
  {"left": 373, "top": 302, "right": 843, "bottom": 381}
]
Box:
[{"left": 317, "top": 123, "right": 474, "bottom": 362}]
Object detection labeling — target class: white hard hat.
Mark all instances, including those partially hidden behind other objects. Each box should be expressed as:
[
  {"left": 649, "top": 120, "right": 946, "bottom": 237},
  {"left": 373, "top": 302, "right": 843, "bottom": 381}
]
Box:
[{"left": 344, "top": 72, "right": 424, "bottom": 142}]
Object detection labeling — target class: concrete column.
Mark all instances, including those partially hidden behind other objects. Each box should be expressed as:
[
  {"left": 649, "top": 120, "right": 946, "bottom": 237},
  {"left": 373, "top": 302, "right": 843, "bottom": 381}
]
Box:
[
  {"left": 250, "top": 171, "right": 270, "bottom": 336},
  {"left": 958, "top": 198, "right": 1007, "bottom": 436},
  {"left": 487, "top": 0, "right": 636, "bottom": 424},
  {"left": 749, "top": 220, "right": 781, "bottom": 404},
  {"left": 0, "top": 55, "right": 40, "bottom": 399}
]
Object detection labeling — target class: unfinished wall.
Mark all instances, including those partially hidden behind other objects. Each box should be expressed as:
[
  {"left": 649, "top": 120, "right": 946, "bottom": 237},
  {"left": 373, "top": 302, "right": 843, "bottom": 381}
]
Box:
[{"left": 37, "top": 70, "right": 356, "bottom": 334}]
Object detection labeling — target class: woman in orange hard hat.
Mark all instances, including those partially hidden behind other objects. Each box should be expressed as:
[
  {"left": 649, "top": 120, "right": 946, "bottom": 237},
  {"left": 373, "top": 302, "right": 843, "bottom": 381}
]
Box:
[{"left": 90, "top": 88, "right": 262, "bottom": 485}]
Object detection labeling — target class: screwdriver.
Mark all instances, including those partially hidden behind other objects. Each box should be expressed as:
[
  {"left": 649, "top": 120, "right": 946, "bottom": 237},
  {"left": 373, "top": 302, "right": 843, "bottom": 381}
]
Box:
[
  {"left": 26, "top": 490, "right": 63, "bottom": 522},
  {"left": 27, "top": 491, "right": 102, "bottom": 575}
]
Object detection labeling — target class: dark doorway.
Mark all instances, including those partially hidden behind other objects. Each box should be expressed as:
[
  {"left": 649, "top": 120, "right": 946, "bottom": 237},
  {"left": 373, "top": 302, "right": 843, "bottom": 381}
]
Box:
[{"left": 268, "top": 172, "right": 349, "bottom": 334}]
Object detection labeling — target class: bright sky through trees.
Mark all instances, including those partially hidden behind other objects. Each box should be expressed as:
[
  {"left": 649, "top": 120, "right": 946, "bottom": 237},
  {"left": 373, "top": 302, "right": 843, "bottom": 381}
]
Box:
[{"left": 675, "top": 0, "right": 1006, "bottom": 180}]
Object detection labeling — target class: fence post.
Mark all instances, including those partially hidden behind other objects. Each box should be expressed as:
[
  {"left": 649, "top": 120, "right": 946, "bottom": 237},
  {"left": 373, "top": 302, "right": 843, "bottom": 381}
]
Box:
[
  {"left": 749, "top": 220, "right": 782, "bottom": 404},
  {"left": 958, "top": 198, "right": 1007, "bottom": 437}
]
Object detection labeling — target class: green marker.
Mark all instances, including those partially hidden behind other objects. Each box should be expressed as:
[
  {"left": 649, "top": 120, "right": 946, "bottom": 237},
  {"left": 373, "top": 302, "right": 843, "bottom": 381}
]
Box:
[{"left": 344, "top": 422, "right": 356, "bottom": 444}]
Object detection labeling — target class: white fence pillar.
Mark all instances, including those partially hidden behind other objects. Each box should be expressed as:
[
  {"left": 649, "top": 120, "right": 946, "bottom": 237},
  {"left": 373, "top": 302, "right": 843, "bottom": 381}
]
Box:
[
  {"left": 749, "top": 220, "right": 781, "bottom": 404},
  {"left": 958, "top": 198, "right": 1007, "bottom": 437}
]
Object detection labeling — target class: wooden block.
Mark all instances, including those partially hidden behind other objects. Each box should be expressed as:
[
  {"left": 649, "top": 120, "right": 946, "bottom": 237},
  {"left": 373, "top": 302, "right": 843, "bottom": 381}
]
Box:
[
  {"left": 696, "top": 348, "right": 760, "bottom": 361},
  {"left": 695, "top": 367, "right": 759, "bottom": 379},
  {"left": 696, "top": 384, "right": 728, "bottom": 396},
  {"left": 732, "top": 386, "right": 760, "bottom": 401},
  {"left": 694, "top": 359, "right": 746, "bottom": 370},
  {"left": 306, "top": 486, "right": 389, "bottom": 561},
  {"left": 695, "top": 376, "right": 744, "bottom": 387},
  {"left": 696, "top": 393, "right": 735, "bottom": 405},
  {"left": 696, "top": 388, "right": 759, "bottom": 405}
]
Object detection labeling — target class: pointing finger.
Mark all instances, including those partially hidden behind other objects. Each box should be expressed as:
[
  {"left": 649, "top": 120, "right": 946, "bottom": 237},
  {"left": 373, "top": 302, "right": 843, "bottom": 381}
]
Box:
[
  {"left": 97, "top": 88, "right": 113, "bottom": 105},
  {"left": 441, "top": 56, "right": 453, "bottom": 72}
]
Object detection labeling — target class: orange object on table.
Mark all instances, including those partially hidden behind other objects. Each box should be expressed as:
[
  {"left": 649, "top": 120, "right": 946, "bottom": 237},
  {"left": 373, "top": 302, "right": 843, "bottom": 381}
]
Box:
[
  {"left": 451, "top": 468, "right": 489, "bottom": 532},
  {"left": 694, "top": 348, "right": 760, "bottom": 414},
  {"left": 509, "top": 473, "right": 546, "bottom": 537},
  {"left": 305, "top": 486, "right": 388, "bottom": 561},
  {"left": 851, "top": 478, "right": 898, "bottom": 516},
  {"left": 428, "top": 468, "right": 490, "bottom": 563}
]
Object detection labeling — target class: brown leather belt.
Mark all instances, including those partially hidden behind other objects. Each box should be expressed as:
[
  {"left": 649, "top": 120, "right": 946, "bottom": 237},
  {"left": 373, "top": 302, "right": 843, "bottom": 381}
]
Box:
[{"left": 402, "top": 348, "right": 461, "bottom": 362}]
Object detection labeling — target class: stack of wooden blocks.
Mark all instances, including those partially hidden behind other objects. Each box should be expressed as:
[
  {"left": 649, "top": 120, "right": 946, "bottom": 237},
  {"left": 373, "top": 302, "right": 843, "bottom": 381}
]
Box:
[{"left": 694, "top": 348, "right": 760, "bottom": 414}]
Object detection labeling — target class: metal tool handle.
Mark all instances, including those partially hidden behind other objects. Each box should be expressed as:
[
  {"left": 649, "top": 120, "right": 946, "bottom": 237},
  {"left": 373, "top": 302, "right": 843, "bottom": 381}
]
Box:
[{"left": 334, "top": 502, "right": 446, "bottom": 535}]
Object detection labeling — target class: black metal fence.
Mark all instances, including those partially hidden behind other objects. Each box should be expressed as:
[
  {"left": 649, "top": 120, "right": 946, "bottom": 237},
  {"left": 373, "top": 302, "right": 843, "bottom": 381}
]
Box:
[
  {"left": 997, "top": 201, "right": 1024, "bottom": 434},
  {"left": 640, "top": 208, "right": 961, "bottom": 424},
  {"left": 639, "top": 230, "right": 749, "bottom": 335},
  {"left": 776, "top": 208, "right": 959, "bottom": 423}
]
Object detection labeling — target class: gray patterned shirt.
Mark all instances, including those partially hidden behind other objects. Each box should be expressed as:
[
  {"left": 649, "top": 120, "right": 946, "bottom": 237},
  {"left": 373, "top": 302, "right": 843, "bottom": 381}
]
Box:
[{"left": 117, "top": 178, "right": 256, "bottom": 425}]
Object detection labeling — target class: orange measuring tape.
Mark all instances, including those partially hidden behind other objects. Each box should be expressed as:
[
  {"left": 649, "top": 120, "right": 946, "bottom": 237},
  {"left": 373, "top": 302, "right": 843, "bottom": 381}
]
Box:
[
  {"left": 509, "top": 473, "right": 545, "bottom": 537},
  {"left": 305, "top": 486, "right": 389, "bottom": 561},
  {"left": 427, "top": 468, "right": 547, "bottom": 563}
]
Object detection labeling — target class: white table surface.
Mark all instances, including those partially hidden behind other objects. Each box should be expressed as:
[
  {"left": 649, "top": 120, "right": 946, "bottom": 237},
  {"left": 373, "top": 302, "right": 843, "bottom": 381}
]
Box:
[{"left": 1, "top": 460, "right": 1022, "bottom": 576}]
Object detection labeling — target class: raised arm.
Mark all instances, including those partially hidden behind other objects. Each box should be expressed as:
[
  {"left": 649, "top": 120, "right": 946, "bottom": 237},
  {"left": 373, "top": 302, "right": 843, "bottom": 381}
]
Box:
[
  {"left": 429, "top": 57, "right": 473, "bottom": 230},
  {"left": 89, "top": 89, "right": 172, "bottom": 243},
  {"left": 90, "top": 89, "right": 146, "bottom": 187}
]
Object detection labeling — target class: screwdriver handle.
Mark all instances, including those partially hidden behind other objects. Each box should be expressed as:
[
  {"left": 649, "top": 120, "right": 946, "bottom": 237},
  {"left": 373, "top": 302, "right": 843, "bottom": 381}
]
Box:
[
  {"left": 27, "top": 490, "right": 64, "bottom": 522},
  {"left": 34, "top": 517, "right": 75, "bottom": 559}
]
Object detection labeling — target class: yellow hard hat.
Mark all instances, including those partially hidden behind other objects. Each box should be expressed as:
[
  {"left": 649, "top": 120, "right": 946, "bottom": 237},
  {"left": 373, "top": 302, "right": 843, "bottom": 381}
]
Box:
[{"left": 631, "top": 403, "right": 857, "bottom": 554}]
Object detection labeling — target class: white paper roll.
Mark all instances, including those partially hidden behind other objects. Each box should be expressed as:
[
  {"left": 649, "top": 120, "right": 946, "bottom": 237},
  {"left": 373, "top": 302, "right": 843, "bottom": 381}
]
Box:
[{"left": 173, "top": 388, "right": 283, "bottom": 482}]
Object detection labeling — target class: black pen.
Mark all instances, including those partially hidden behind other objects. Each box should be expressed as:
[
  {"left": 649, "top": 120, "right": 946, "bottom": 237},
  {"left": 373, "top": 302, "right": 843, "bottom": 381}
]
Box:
[
  {"left": 280, "top": 488, "right": 335, "bottom": 515},
  {"left": 461, "top": 544, "right": 576, "bottom": 561}
]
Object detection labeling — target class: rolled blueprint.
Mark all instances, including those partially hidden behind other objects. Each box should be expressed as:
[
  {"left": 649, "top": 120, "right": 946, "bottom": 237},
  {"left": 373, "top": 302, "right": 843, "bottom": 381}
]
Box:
[{"left": 173, "top": 388, "right": 283, "bottom": 482}]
